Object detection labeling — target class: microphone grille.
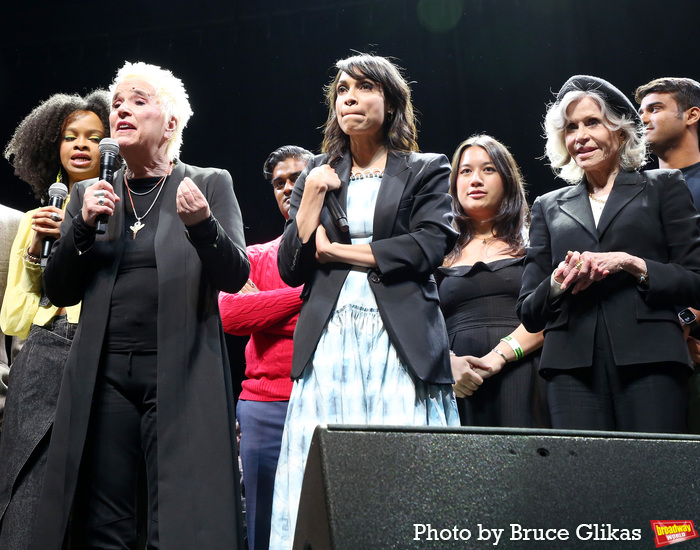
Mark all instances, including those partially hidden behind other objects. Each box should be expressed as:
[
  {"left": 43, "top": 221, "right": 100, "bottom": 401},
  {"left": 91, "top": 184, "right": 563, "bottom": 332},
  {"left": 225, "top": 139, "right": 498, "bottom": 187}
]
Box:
[
  {"left": 48, "top": 182, "right": 68, "bottom": 200},
  {"left": 99, "top": 137, "right": 120, "bottom": 155}
]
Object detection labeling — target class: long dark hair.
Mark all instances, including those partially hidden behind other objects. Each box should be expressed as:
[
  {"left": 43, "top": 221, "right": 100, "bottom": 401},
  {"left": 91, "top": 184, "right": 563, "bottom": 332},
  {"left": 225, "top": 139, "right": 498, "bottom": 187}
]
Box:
[
  {"left": 444, "top": 135, "right": 528, "bottom": 265},
  {"left": 321, "top": 54, "right": 419, "bottom": 157},
  {"left": 4, "top": 90, "right": 111, "bottom": 200}
]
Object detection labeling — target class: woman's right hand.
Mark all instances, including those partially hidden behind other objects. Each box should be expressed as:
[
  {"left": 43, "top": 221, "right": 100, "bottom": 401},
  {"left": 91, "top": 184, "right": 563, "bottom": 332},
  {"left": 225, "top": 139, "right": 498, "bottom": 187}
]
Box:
[
  {"left": 82, "top": 181, "right": 119, "bottom": 227},
  {"left": 450, "top": 353, "right": 491, "bottom": 398},
  {"left": 296, "top": 165, "right": 341, "bottom": 243},
  {"left": 304, "top": 164, "right": 342, "bottom": 194},
  {"left": 28, "top": 206, "right": 64, "bottom": 256}
]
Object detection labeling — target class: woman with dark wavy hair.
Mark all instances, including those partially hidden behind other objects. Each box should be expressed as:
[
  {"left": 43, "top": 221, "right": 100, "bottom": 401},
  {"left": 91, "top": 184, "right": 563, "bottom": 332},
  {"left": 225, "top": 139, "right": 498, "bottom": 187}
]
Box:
[
  {"left": 271, "top": 53, "right": 459, "bottom": 548},
  {"left": 0, "top": 90, "right": 110, "bottom": 549},
  {"left": 439, "top": 135, "right": 547, "bottom": 427}
]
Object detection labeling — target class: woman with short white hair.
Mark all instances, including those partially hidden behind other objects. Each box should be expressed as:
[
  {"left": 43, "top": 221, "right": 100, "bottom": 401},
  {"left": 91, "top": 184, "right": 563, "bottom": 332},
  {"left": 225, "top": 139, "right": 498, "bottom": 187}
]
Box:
[
  {"left": 31, "top": 61, "right": 250, "bottom": 550},
  {"left": 518, "top": 75, "right": 700, "bottom": 432}
]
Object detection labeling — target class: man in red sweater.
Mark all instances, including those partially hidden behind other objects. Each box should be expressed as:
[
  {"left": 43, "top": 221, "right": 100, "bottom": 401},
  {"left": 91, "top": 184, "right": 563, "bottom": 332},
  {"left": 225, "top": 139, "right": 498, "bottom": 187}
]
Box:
[{"left": 219, "top": 145, "right": 311, "bottom": 550}]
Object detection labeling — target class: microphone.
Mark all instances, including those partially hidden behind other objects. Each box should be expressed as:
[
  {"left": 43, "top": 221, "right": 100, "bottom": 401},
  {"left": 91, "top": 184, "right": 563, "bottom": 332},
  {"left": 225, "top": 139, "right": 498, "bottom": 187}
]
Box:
[
  {"left": 325, "top": 191, "right": 349, "bottom": 232},
  {"left": 324, "top": 155, "right": 349, "bottom": 232},
  {"left": 40, "top": 182, "right": 68, "bottom": 268},
  {"left": 96, "top": 137, "right": 120, "bottom": 235}
]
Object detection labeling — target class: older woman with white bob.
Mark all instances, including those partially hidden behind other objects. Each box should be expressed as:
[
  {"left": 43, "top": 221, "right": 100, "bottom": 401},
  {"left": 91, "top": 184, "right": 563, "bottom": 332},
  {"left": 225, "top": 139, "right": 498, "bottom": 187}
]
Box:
[
  {"left": 32, "top": 62, "right": 249, "bottom": 550},
  {"left": 517, "top": 75, "right": 700, "bottom": 433}
]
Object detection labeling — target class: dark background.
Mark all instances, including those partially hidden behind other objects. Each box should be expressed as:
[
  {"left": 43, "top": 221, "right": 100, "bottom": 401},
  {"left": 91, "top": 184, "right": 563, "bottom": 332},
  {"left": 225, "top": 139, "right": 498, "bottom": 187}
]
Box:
[{"left": 1, "top": 0, "right": 696, "bottom": 385}]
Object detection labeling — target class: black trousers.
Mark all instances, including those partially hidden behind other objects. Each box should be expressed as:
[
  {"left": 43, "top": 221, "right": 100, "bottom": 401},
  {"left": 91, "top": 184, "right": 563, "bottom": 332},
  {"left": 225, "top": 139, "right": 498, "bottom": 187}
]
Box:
[
  {"left": 81, "top": 351, "right": 158, "bottom": 550},
  {"left": 546, "top": 309, "right": 689, "bottom": 433}
]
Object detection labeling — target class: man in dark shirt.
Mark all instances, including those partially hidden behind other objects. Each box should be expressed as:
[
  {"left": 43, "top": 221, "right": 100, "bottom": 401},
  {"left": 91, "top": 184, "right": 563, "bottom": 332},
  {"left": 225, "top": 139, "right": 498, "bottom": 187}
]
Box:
[
  {"left": 636, "top": 77, "right": 700, "bottom": 200},
  {"left": 636, "top": 77, "right": 700, "bottom": 432}
]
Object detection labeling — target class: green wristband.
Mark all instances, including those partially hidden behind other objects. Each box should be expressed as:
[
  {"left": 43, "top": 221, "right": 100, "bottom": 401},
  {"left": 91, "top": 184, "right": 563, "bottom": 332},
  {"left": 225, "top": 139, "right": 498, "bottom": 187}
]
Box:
[{"left": 500, "top": 335, "right": 524, "bottom": 361}]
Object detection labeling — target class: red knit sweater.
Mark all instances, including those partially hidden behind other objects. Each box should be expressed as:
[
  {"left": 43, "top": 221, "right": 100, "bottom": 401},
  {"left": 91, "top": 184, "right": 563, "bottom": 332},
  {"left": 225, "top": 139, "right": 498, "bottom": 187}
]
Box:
[{"left": 219, "top": 236, "right": 301, "bottom": 401}]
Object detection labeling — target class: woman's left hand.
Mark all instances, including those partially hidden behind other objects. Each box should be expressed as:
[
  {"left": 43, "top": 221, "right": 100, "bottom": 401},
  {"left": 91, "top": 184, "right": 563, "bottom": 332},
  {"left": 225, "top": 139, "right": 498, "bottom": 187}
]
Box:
[
  {"left": 557, "top": 250, "right": 642, "bottom": 294},
  {"left": 315, "top": 225, "right": 334, "bottom": 263},
  {"left": 176, "top": 177, "right": 211, "bottom": 226}
]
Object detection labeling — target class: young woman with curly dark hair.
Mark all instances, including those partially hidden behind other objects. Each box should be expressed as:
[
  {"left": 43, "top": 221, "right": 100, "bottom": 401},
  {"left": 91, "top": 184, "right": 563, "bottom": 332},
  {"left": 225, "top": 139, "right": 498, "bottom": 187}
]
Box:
[{"left": 0, "top": 90, "right": 110, "bottom": 549}]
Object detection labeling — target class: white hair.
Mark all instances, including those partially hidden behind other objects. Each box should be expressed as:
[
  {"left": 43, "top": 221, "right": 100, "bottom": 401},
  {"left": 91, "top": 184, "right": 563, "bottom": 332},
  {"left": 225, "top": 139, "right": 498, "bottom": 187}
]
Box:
[
  {"left": 543, "top": 90, "right": 647, "bottom": 184},
  {"left": 110, "top": 61, "right": 193, "bottom": 159}
]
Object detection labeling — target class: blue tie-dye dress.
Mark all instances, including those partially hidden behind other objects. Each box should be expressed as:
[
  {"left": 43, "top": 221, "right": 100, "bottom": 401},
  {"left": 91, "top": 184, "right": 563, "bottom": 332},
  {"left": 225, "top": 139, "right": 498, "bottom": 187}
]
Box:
[{"left": 269, "top": 173, "right": 459, "bottom": 549}]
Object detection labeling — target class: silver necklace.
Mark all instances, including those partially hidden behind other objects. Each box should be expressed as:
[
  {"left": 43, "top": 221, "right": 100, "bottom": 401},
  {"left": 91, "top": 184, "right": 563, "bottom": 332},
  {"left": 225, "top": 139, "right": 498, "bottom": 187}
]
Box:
[
  {"left": 124, "top": 164, "right": 172, "bottom": 239},
  {"left": 124, "top": 177, "right": 164, "bottom": 196}
]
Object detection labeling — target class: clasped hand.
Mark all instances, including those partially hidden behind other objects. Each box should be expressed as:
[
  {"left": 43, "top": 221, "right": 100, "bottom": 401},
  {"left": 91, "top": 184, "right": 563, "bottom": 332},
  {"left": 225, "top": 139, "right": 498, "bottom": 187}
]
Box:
[
  {"left": 554, "top": 250, "right": 631, "bottom": 294},
  {"left": 176, "top": 177, "right": 211, "bottom": 226},
  {"left": 451, "top": 354, "right": 498, "bottom": 398}
]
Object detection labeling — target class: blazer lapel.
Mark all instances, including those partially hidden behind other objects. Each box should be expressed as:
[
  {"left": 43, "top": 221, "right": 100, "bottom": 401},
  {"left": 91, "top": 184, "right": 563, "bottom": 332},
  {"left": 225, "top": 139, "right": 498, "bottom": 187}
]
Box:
[
  {"left": 324, "top": 154, "right": 352, "bottom": 244},
  {"left": 557, "top": 182, "right": 598, "bottom": 241},
  {"left": 331, "top": 154, "right": 352, "bottom": 212},
  {"left": 109, "top": 168, "right": 126, "bottom": 240},
  {"left": 155, "top": 160, "right": 187, "bottom": 246},
  {"left": 373, "top": 152, "right": 410, "bottom": 240},
  {"left": 596, "top": 170, "right": 644, "bottom": 239}
]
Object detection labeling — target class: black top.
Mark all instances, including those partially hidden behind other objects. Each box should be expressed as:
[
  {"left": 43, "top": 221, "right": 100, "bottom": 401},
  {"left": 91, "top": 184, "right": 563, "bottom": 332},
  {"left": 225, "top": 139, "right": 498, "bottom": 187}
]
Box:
[
  {"left": 438, "top": 258, "right": 523, "bottom": 347},
  {"left": 681, "top": 161, "right": 700, "bottom": 209},
  {"left": 438, "top": 257, "right": 548, "bottom": 428},
  {"left": 105, "top": 176, "right": 165, "bottom": 352}
]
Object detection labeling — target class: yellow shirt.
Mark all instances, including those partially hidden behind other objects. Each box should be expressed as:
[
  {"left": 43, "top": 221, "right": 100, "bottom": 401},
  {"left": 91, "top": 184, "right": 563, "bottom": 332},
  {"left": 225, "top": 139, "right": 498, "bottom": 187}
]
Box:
[{"left": 0, "top": 205, "right": 81, "bottom": 338}]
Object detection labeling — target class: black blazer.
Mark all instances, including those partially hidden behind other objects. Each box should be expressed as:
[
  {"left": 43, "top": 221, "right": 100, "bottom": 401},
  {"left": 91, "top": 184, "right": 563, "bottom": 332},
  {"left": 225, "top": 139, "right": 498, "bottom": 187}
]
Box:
[
  {"left": 277, "top": 150, "right": 457, "bottom": 384},
  {"left": 517, "top": 169, "right": 700, "bottom": 371}
]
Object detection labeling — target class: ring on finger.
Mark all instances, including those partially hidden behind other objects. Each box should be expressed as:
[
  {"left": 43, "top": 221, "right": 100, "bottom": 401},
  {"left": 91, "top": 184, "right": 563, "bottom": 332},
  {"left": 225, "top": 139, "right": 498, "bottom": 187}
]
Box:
[
  {"left": 97, "top": 197, "right": 105, "bottom": 206},
  {"left": 94, "top": 190, "right": 105, "bottom": 198},
  {"left": 574, "top": 260, "right": 583, "bottom": 270}
]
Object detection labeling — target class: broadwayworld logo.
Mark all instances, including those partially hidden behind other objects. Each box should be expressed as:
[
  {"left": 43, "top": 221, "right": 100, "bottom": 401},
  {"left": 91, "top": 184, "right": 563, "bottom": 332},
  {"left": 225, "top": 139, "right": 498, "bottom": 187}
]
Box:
[{"left": 650, "top": 520, "right": 698, "bottom": 547}]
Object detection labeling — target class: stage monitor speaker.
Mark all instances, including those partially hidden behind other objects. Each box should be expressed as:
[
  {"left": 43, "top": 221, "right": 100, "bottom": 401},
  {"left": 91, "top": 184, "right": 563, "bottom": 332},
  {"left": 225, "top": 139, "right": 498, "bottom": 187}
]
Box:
[{"left": 293, "top": 425, "right": 700, "bottom": 549}]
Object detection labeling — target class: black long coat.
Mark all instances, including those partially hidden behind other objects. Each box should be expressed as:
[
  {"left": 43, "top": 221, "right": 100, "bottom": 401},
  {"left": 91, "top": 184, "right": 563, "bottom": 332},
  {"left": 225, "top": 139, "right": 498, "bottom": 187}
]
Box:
[{"left": 31, "top": 161, "right": 250, "bottom": 550}]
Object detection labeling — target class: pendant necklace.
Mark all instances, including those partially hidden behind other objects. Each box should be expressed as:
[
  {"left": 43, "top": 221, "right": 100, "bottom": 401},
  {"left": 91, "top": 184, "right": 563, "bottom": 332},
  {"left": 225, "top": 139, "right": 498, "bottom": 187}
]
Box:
[
  {"left": 475, "top": 233, "right": 496, "bottom": 245},
  {"left": 124, "top": 162, "right": 173, "bottom": 239}
]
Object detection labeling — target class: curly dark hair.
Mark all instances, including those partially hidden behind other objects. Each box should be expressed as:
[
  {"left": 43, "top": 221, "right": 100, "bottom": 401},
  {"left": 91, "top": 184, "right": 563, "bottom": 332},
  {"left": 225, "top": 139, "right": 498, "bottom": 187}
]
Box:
[
  {"left": 444, "top": 135, "right": 529, "bottom": 266},
  {"left": 321, "top": 54, "right": 419, "bottom": 157},
  {"left": 4, "top": 90, "right": 111, "bottom": 200}
]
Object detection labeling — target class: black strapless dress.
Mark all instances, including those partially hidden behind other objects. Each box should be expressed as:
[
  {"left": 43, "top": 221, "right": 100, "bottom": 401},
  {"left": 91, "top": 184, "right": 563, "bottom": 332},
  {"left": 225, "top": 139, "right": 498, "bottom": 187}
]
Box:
[{"left": 438, "top": 258, "right": 550, "bottom": 428}]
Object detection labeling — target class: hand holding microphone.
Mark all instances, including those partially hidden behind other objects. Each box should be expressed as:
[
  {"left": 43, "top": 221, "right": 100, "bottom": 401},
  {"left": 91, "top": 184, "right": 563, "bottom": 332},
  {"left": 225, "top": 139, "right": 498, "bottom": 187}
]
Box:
[
  {"left": 36, "top": 182, "right": 68, "bottom": 268},
  {"left": 305, "top": 163, "right": 349, "bottom": 232},
  {"left": 296, "top": 163, "right": 349, "bottom": 243},
  {"left": 94, "top": 138, "right": 120, "bottom": 234}
]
